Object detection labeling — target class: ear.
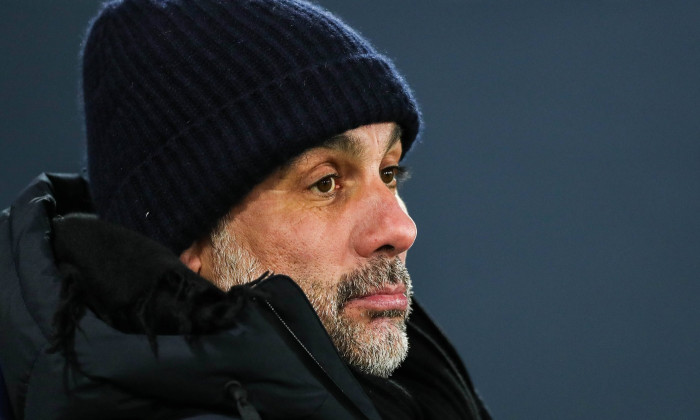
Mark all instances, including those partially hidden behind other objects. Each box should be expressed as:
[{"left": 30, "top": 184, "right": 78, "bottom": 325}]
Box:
[{"left": 179, "top": 241, "right": 204, "bottom": 274}]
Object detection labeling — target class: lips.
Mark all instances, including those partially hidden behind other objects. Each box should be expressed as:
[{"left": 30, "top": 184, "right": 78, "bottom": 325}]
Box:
[{"left": 344, "top": 284, "right": 409, "bottom": 312}]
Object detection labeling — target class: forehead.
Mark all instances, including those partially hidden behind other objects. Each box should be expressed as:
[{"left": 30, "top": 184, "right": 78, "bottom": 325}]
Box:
[
  {"left": 321, "top": 124, "right": 402, "bottom": 158},
  {"left": 286, "top": 123, "right": 403, "bottom": 169}
]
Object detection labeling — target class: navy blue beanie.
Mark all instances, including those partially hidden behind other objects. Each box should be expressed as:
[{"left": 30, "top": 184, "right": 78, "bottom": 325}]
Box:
[{"left": 83, "top": 0, "right": 421, "bottom": 253}]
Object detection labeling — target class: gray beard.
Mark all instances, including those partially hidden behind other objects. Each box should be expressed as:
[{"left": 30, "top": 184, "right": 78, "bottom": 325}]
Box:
[
  {"left": 308, "top": 257, "right": 413, "bottom": 378},
  {"left": 209, "top": 224, "right": 412, "bottom": 378}
]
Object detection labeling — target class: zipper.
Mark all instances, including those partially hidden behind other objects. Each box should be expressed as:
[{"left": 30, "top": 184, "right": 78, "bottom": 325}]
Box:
[
  {"left": 224, "top": 380, "right": 262, "bottom": 420},
  {"left": 262, "top": 299, "right": 370, "bottom": 420}
]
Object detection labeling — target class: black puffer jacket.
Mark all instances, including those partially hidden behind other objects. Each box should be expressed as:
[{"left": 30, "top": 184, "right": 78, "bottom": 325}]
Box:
[{"left": 0, "top": 173, "right": 490, "bottom": 420}]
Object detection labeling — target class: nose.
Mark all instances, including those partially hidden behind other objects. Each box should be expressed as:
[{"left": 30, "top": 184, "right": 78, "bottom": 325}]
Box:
[{"left": 353, "top": 185, "right": 417, "bottom": 259}]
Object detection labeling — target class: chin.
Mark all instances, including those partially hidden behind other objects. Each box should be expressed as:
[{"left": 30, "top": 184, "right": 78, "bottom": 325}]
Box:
[{"left": 337, "top": 312, "right": 410, "bottom": 378}]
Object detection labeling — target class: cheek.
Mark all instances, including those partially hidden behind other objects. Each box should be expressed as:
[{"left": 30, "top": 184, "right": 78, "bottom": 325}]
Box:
[
  {"left": 272, "top": 210, "right": 340, "bottom": 268},
  {"left": 236, "top": 205, "right": 345, "bottom": 275}
]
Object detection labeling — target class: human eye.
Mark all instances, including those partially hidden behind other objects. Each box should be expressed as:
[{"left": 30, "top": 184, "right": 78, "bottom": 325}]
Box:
[
  {"left": 380, "top": 165, "right": 409, "bottom": 188},
  {"left": 309, "top": 174, "right": 339, "bottom": 195}
]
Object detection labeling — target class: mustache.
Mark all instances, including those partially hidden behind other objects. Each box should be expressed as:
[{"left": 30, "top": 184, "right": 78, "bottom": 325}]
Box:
[{"left": 336, "top": 257, "right": 413, "bottom": 311}]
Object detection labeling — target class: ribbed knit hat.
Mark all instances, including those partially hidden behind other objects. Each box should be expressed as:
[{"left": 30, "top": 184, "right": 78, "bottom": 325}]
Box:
[{"left": 83, "top": 0, "right": 421, "bottom": 253}]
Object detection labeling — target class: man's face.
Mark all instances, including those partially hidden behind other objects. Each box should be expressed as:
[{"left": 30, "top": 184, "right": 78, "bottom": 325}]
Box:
[{"left": 195, "top": 122, "right": 418, "bottom": 377}]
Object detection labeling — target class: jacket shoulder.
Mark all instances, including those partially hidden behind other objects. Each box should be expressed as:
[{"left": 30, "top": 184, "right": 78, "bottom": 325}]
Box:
[{"left": 0, "top": 173, "right": 91, "bottom": 419}]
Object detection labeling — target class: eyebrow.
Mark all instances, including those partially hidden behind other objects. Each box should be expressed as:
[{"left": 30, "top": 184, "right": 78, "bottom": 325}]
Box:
[{"left": 321, "top": 124, "right": 403, "bottom": 159}]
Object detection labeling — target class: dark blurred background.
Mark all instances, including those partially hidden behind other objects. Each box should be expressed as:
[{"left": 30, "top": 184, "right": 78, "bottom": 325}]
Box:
[{"left": 2, "top": 1, "right": 699, "bottom": 418}]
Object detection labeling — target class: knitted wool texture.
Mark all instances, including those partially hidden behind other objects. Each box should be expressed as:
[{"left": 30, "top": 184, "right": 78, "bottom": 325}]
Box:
[{"left": 83, "top": 0, "right": 421, "bottom": 253}]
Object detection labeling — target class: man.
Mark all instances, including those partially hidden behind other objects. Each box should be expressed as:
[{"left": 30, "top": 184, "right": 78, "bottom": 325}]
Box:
[{"left": 0, "top": 0, "right": 490, "bottom": 419}]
